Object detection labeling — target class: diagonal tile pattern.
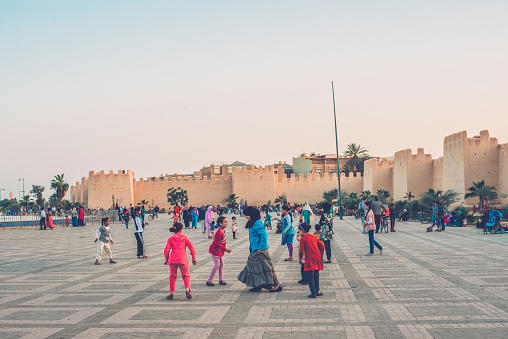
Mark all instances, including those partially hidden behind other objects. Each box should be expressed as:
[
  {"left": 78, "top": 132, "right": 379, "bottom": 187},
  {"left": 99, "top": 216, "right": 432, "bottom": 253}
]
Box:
[{"left": 0, "top": 215, "right": 507, "bottom": 338}]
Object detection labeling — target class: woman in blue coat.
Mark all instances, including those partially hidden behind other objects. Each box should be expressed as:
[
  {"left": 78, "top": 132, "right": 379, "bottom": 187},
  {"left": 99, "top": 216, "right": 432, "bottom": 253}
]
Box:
[{"left": 238, "top": 206, "right": 282, "bottom": 292}]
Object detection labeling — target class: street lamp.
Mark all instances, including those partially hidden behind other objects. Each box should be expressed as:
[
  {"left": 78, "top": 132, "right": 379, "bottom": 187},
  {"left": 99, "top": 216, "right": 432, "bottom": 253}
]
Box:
[
  {"left": 18, "top": 178, "right": 25, "bottom": 198},
  {"left": 331, "top": 82, "right": 343, "bottom": 220}
]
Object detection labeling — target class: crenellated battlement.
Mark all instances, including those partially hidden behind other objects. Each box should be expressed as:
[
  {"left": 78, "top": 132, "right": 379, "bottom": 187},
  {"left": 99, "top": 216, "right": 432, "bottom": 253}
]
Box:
[
  {"left": 444, "top": 130, "right": 467, "bottom": 144},
  {"left": 395, "top": 148, "right": 433, "bottom": 162},
  {"left": 72, "top": 130, "right": 507, "bottom": 208},
  {"left": 88, "top": 169, "right": 134, "bottom": 178}
]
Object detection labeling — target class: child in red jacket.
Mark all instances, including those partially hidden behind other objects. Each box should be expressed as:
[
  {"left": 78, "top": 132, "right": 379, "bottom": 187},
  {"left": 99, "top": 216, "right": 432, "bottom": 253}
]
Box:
[
  {"left": 164, "top": 222, "right": 196, "bottom": 300},
  {"left": 298, "top": 223, "right": 324, "bottom": 298},
  {"left": 206, "top": 216, "right": 232, "bottom": 286}
]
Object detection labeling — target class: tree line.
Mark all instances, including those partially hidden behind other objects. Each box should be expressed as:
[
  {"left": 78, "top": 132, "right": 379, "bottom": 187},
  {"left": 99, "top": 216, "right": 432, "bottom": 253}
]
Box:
[{"left": 0, "top": 174, "right": 81, "bottom": 213}]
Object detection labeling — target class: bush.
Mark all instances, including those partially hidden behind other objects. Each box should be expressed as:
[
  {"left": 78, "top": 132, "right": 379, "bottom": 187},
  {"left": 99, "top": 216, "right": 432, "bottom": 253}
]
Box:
[
  {"left": 453, "top": 206, "right": 468, "bottom": 215},
  {"left": 394, "top": 200, "right": 408, "bottom": 219}
]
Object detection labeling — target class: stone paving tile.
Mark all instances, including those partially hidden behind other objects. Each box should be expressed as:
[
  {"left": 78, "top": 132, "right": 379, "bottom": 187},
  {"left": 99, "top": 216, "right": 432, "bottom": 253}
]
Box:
[{"left": 0, "top": 215, "right": 507, "bottom": 338}]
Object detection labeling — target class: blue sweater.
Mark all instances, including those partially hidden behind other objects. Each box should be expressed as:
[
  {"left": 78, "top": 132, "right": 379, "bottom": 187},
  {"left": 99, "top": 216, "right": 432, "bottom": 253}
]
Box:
[{"left": 249, "top": 219, "right": 268, "bottom": 253}]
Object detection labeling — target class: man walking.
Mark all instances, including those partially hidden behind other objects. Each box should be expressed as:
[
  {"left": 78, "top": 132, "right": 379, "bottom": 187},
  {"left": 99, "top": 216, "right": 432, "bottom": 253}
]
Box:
[
  {"left": 371, "top": 197, "right": 385, "bottom": 233},
  {"left": 427, "top": 201, "right": 439, "bottom": 232},
  {"left": 39, "top": 209, "right": 46, "bottom": 230}
]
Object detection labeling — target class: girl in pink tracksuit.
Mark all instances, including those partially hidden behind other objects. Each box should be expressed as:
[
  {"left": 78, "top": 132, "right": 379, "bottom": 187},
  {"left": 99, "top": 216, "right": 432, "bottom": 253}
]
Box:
[{"left": 164, "top": 222, "right": 197, "bottom": 300}]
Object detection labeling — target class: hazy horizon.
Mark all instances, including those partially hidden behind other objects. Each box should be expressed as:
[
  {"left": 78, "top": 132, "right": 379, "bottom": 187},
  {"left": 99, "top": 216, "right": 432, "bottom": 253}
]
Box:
[{"left": 1, "top": 1, "right": 507, "bottom": 199}]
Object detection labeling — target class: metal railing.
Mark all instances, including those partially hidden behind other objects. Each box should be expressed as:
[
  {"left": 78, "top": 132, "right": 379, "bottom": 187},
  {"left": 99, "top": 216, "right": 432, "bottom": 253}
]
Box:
[{"left": 0, "top": 211, "right": 119, "bottom": 229}]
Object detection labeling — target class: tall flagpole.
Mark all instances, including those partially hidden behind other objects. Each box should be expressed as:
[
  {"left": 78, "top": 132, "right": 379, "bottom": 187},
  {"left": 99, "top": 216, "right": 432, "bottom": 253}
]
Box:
[{"left": 331, "top": 82, "right": 343, "bottom": 219}]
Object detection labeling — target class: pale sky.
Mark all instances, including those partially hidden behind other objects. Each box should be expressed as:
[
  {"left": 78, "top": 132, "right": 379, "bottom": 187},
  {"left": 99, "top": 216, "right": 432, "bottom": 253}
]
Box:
[{"left": 1, "top": 0, "right": 507, "bottom": 199}]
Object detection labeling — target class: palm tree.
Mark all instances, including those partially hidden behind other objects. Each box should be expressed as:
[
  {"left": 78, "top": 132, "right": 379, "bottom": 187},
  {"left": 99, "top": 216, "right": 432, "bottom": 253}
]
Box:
[
  {"left": 348, "top": 192, "right": 358, "bottom": 200},
  {"left": 50, "top": 174, "right": 69, "bottom": 208},
  {"left": 322, "top": 189, "right": 338, "bottom": 203},
  {"left": 465, "top": 180, "right": 498, "bottom": 205},
  {"left": 138, "top": 199, "right": 149, "bottom": 207},
  {"left": 223, "top": 194, "right": 238, "bottom": 209},
  {"left": 421, "top": 188, "right": 459, "bottom": 210},
  {"left": 344, "top": 143, "right": 369, "bottom": 176},
  {"left": 404, "top": 192, "right": 415, "bottom": 202},
  {"left": 20, "top": 195, "right": 31, "bottom": 213},
  {"left": 274, "top": 194, "right": 288, "bottom": 206},
  {"left": 342, "top": 162, "right": 354, "bottom": 177},
  {"left": 376, "top": 189, "right": 390, "bottom": 203},
  {"left": 361, "top": 191, "right": 372, "bottom": 200}
]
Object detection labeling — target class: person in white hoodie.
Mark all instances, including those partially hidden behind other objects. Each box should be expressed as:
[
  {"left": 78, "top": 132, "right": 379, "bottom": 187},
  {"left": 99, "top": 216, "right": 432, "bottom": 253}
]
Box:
[{"left": 94, "top": 217, "right": 117, "bottom": 265}]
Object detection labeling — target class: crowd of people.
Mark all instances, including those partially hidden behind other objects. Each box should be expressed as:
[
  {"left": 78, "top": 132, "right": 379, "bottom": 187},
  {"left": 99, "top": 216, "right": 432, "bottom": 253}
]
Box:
[
  {"left": 160, "top": 201, "right": 342, "bottom": 298},
  {"left": 91, "top": 201, "right": 345, "bottom": 300},
  {"left": 91, "top": 196, "right": 499, "bottom": 300},
  {"left": 38, "top": 206, "right": 86, "bottom": 230}
]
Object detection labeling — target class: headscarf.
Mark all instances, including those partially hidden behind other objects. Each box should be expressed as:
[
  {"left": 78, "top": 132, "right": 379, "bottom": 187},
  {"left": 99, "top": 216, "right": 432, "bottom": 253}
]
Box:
[
  {"left": 205, "top": 206, "right": 214, "bottom": 223},
  {"left": 244, "top": 206, "right": 261, "bottom": 228},
  {"left": 303, "top": 203, "right": 312, "bottom": 214}
]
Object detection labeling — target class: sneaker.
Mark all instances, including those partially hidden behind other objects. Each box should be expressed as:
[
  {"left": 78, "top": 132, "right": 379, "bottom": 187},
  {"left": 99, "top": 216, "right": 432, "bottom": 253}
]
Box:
[
  {"left": 219, "top": 281, "right": 227, "bottom": 285},
  {"left": 94, "top": 261, "right": 101, "bottom": 265},
  {"left": 317, "top": 292, "right": 323, "bottom": 296},
  {"left": 109, "top": 260, "right": 117, "bottom": 264},
  {"left": 307, "top": 294, "right": 316, "bottom": 298},
  {"left": 166, "top": 294, "right": 173, "bottom": 300},
  {"left": 206, "top": 281, "right": 215, "bottom": 286},
  {"left": 365, "top": 253, "right": 374, "bottom": 256},
  {"left": 186, "top": 291, "right": 192, "bottom": 300},
  {"left": 324, "top": 260, "right": 332, "bottom": 264},
  {"left": 141, "top": 255, "right": 148, "bottom": 259}
]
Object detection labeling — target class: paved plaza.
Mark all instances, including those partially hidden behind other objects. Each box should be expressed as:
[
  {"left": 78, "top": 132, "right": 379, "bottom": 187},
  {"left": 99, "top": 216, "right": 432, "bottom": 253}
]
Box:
[{"left": 0, "top": 215, "right": 507, "bottom": 338}]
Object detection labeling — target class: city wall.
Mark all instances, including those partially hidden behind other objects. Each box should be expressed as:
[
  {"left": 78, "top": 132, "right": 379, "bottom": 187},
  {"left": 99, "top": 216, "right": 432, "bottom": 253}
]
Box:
[
  {"left": 499, "top": 144, "right": 508, "bottom": 205},
  {"left": 134, "top": 174, "right": 233, "bottom": 207},
  {"left": 71, "top": 130, "right": 508, "bottom": 208},
  {"left": 276, "top": 172, "right": 363, "bottom": 203},
  {"left": 85, "top": 170, "right": 134, "bottom": 209},
  {"left": 393, "top": 148, "right": 434, "bottom": 201},
  {"left": 363, "top": 158, "right": 394, "bottom": 196}
]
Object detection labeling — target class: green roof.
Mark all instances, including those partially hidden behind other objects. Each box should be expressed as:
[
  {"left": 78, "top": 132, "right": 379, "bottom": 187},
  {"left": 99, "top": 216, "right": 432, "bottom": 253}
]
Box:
[{"left": 229, "top": 161, "right": 247, "bottom": 166}]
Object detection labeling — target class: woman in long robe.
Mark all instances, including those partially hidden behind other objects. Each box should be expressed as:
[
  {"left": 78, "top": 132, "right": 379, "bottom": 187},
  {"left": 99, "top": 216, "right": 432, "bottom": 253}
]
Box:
[
  {"left": 302, "top": 203, "right": 313, "bottom": 224},
  {"left": 238, "top": 206, "right": 282, "bottom": 292},
  {"left": 205, "top": 206, "right": 214, "bottom": 239},
  {"left": 46, "top": 211, "right": 55, "bottom": 229}
]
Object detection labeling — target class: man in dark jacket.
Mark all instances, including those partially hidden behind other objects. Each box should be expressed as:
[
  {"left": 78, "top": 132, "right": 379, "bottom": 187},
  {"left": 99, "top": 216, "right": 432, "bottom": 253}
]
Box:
[{"left": 371, "top": 197, "right": 385, "bottom": 233}]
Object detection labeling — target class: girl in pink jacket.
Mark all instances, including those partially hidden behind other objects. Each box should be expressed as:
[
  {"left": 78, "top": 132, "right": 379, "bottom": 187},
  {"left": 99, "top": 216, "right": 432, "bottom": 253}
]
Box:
[{"left": 164, "top": 222, "right": 197, "bottom": 300}]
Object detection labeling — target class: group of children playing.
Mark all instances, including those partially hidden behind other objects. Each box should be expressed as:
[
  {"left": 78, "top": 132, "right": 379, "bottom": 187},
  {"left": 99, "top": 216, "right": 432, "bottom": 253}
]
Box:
[{"left": 93, "top": 212, "right": 325, "bottom": 300}]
